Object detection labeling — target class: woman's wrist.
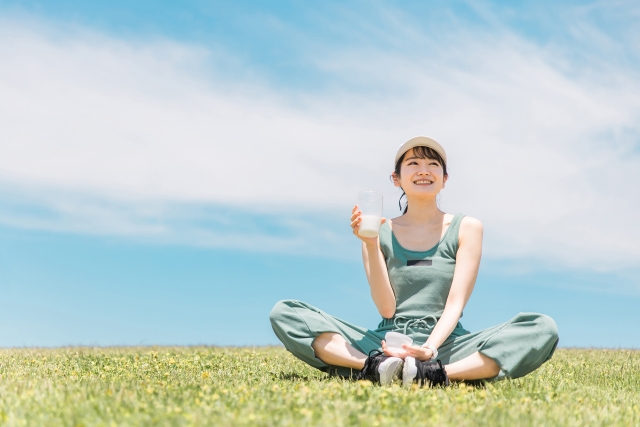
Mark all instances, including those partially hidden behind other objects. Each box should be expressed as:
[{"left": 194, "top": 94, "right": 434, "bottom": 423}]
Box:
[
  {"left": 364, "top": 241, "right": 379, "bottom": 251},
  {"left": 415, "top": 348, "right": 433, "bottom": 362},
  {"left": 421, "top": 342, "right": 438, "bottom": 360}
]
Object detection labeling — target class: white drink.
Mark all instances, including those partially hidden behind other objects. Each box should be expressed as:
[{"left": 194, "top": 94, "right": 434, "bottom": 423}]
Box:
[
  {"left": 357, "top": 190, "right": 383, "bottom": 238},
  {"left": 358, "top": 214, "right": 382, "bottom": 238}
]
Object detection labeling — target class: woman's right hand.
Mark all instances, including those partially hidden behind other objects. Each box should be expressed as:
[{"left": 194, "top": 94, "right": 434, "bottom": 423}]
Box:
[
  {"left": 351, "top": 205, "right": 386, "bottom": 246},
  {"left": 381, "top": 340, "right": 409, "bottom": 359}
]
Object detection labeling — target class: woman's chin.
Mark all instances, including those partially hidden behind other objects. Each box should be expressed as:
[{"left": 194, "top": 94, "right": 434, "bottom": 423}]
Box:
[{"left": 404, "top": 190, "right": 439, "bottom": 199}]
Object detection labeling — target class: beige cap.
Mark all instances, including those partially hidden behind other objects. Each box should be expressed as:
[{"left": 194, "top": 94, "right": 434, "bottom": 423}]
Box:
[{"left": 395, "top": 136, "right": 447, "bottom": 166}]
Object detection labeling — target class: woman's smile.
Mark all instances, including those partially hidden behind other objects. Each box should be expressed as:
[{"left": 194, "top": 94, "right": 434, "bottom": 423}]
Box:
[{"left": 412, "top": 179, "right": 434, "bottom": 186}]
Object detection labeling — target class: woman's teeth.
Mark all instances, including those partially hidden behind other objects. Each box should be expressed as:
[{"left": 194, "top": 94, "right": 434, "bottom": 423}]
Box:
[{"left": 414, "top": 180, "right": 433, "bottom": 184}]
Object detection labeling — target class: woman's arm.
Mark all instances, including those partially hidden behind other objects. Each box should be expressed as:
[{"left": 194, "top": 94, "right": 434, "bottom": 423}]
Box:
[
  {"left": 425, "top": 216, "right": 483, "bottom": 350},
  {"left": 361, "top": 240, "right": 396, "bottom": 318},
  {"left": 396, "top": 216, "right": 483, "bottom": 360},
  {"left": 350, "top": 205, "right": 396, "bottom": 318}
]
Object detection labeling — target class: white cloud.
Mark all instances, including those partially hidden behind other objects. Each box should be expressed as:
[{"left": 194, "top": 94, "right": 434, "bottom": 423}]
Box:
[{"left": 0, "top": 8, "right": 639, "bottom": 271}]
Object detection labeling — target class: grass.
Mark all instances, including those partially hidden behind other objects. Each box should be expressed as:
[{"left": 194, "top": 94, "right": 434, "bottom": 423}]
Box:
[{"left": 0, "top": 347, "right": 639, "bottom": 426}]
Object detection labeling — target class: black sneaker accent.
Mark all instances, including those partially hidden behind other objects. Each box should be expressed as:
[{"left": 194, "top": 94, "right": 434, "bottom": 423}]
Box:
[
  {"left": 415, "top": 359, "right": 450, "bottom": 387},
  {"left": 356, "top": 350, "right": 386, "bottom": 382}
]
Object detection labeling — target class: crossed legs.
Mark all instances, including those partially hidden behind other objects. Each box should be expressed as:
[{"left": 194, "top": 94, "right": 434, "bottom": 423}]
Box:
[{"left": 311, "top": 332, "right": 500, "bottom": 381}]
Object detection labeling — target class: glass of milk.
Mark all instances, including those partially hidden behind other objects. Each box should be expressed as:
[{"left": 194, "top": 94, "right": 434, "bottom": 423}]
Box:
[{"left": 357, "top": 190, "right": 383, "bottom": 238}]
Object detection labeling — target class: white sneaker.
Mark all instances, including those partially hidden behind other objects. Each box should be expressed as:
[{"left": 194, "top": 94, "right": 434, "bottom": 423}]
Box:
[
  {"left": 403, "top": 356, "right": 418, "bottom": 387},
  {"left": 378, "top": 356, "right": 404, "bottom": 385}
]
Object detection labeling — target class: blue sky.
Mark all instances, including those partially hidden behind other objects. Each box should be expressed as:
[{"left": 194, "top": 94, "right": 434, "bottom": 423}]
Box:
[{"left": 0, "top": 0, "right": 639, "bottom": 348}]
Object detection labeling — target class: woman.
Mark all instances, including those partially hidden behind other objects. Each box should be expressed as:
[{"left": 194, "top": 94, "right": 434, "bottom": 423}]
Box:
[{"left": 270, "top": 136, "right": 559, "bottom": 387}]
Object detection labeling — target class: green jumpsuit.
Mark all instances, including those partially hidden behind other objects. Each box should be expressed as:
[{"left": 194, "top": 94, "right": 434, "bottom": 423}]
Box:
[{"left": 269, "top": 214, "right": 559, "bottom": 380}]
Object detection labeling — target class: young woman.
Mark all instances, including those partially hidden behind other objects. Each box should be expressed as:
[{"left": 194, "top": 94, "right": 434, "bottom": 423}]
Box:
[{"left": 270, "top": 136, "right": 559, "bottom": 387}]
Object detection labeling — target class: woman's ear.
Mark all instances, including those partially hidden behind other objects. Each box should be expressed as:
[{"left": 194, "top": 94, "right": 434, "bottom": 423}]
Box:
[
  {"left": 391, "top": 172, "right": 401, "bottom": 187},
  {"left": 442, "top": 174, "right": 448, "bottom": 188}
]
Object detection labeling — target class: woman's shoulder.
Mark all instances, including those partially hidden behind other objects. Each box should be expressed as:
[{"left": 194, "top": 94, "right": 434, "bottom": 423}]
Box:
[
  {"left": 458, "top": 215, "right": 483, "bottom": 241},
  {"left": 459, "top": 215, "right": 483, "bottom": 229}
]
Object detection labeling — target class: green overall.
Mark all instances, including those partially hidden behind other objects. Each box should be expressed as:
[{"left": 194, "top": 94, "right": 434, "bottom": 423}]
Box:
[{"left": 270, "top": 214, "right": 559, "bottom": 380}]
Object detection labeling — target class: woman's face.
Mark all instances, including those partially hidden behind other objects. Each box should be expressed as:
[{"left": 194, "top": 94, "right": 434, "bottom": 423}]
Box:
[{"left": 393, "top": 148, "right": 447, "bottom": 198}]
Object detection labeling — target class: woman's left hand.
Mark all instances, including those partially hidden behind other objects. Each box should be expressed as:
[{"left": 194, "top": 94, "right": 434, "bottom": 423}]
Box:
[{"left": 401, "top": 344, "right": 434, "bottom": 362}]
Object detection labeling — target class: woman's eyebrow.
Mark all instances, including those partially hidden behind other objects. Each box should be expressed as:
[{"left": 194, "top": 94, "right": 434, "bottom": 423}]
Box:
[{"left": 405, "top": 156, "right": 439, "bottom": 163}]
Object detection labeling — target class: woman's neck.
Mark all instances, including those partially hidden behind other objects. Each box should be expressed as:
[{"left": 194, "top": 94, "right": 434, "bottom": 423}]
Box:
[{"left": 403, "top": 197, "right": 443, "bottom": 224}]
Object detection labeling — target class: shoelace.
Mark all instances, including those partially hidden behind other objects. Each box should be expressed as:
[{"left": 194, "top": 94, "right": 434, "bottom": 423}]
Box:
[
  {"left": 393, "top": 315, "right": 439, "bottom": 335},
  {"left": 356, "top": 349, "right": 384, "bottom": 381}
]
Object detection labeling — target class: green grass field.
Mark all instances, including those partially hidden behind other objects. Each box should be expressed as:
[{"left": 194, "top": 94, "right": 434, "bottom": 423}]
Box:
[{"left": 0, "top": 347, "right": 639, "bottom": 426}]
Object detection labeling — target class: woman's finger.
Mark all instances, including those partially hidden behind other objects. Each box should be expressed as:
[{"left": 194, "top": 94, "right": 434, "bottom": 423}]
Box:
[
  {"left": 384, "top": 348, "right": 401, "bottom": 357},
  {"left": 385, "top": 348, "right": 406, "bottom": 358},
  {"left": 402, "top": 344, "right": 423, "bottom": 354},
  {"left": 382, "top": 340, "right": 407, "bottom": 358},
  {"left": 382, "top": 341, "right": 396, "bottom": 357},
  {"left": 401, "top": 344, "right": 433, "bottom": 361}
]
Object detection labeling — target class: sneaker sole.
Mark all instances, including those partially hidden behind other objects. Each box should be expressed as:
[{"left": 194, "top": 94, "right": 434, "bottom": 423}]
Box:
[
  {"left": 378, "top": 357, "right": 403, "bottom": 385},
  {"left": 403, "top": 356, "right": 417, "bottom": 387}
]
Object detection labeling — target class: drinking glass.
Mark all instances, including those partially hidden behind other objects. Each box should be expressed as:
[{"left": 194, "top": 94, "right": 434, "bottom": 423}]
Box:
[{"left": 357, "top": 190, "right": 383, "bottom": 238}]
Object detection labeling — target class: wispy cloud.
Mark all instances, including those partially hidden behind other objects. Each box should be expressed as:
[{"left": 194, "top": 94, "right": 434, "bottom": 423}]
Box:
[
  {"left": 0, "top": 181, "right": 353, "bottom": 258},
  {"left": 0, "top": 3, "right": 639, "bottom": 272}
]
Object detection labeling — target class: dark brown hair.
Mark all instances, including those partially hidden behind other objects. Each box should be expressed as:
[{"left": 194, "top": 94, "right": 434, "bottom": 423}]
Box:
[{"left": 392, "top": 146, "right": 448, "bottom": 214}]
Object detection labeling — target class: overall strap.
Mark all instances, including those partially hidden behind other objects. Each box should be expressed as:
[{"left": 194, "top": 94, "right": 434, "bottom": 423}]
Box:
[
  {"left": 378, "top": 220, "right": 393, "bottom": 259},
  {"left": 440, "top": 213, "right": 465, "bottom": 255}
]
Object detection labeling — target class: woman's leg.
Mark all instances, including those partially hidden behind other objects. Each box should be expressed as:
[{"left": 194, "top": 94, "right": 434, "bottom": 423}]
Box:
[
  {"left": 269, "top": 300, "right": 383, "bottom": 373},
  {"left": 436, "top": 312, "right": 559, "bottom": 381},
  {"left": 311, "top": 332, "right": 367, "bottom": 370},
  {"left": 444, "top": 351, "right": 500, "bottom": 381}
]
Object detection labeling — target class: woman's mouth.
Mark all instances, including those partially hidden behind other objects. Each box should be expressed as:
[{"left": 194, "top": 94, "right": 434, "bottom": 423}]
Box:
[{"left": 413, "top": 180, "right": 433, "bottom": 185}]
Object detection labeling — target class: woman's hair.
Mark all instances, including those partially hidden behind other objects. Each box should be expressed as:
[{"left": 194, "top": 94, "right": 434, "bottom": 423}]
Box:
[{"left": 392, "top": 146, "right": 448, "bottom": 214}]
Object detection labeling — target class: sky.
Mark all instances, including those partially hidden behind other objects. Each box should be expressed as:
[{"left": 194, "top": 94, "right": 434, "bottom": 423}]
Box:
[{"left": 1, "top": 0, "right": 639, "bottom": 348}]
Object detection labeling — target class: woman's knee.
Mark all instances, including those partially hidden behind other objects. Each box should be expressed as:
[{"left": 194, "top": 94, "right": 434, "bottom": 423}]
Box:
[
  {"left": 534, "top": 314, "right": 559, "bottom": 343},
  {"left": 269, "top": 299, "right": 297, "bottom": 329},
  {"left": 311, "top": 332, "right": 342, "bottom": 351}
]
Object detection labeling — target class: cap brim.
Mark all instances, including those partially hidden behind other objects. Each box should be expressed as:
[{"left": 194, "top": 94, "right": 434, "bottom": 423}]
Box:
[{"left": 395, "top": 136, "right": 447, "bottom": 166}]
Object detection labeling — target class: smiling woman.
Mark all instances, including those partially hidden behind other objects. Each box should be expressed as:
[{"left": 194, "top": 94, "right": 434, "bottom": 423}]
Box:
[
  {"left": 270, "top": 136, "right": 559, "bottom": 387},
  {"left": 392, "top": 142, "right": 448, "bottom": 215}
]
